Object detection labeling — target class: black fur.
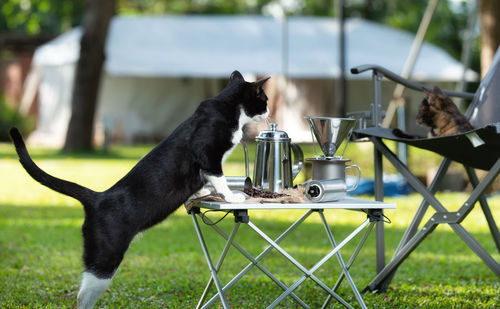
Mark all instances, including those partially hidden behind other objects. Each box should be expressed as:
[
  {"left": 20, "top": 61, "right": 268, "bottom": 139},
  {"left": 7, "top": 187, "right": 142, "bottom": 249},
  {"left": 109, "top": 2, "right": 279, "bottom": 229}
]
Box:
[{"left": 9, "top": 71, "right": 269, "bottom": 281}]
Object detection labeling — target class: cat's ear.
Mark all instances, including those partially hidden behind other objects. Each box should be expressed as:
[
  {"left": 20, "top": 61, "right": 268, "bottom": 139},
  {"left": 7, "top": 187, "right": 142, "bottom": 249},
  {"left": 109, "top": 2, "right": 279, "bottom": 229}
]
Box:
[
  {"left": 229, "top": 71, "right": 244, "bottom": 82},
  {"left": 253, "top": 77, "right": 270, "bottom": 102},
  {"left": 423, "top": 86, "right": 439, "bottom": 102},
  {"left": 254, "top": 76, "right": 270, "bottom": 88},
  {"left": 433, "top": 86, "right": 445, "bottom": 95}
]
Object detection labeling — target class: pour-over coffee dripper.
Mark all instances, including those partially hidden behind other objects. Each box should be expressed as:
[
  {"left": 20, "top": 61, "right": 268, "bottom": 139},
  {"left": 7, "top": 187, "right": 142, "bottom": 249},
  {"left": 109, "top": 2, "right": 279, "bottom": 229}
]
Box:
[
  {"left": 305, "top": 117, "right": 357, "bottom": 159},
  {"left": 304, "top": 117, "right": 360, "bottom": 202}
]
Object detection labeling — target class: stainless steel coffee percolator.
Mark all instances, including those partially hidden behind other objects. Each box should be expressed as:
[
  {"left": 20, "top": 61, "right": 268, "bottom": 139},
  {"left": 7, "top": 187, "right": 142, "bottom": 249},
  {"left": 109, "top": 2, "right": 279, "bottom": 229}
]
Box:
[{"left": 253, "top": 123, "right": 303, "bottom": 192}]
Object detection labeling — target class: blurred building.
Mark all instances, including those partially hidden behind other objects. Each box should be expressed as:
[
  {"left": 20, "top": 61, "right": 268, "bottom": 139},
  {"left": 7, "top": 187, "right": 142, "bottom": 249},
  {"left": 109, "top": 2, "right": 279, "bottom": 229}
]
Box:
[
  {"left": 21, "top": 15, "right": 477, "bottom": 146},
  {"left": 0, "top": 34, "right": 53, "bottom": 110}
]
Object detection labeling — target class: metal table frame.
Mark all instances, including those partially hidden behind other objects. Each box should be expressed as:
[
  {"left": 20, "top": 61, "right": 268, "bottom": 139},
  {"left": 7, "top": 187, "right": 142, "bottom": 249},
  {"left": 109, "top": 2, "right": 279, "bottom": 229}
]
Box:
[{"left": 188, "top": 197, "right": 395, "bottom": 309}]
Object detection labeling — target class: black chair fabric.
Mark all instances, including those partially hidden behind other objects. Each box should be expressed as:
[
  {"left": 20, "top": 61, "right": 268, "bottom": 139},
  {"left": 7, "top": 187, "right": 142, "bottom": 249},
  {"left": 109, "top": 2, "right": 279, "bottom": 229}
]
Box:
[
  {"left": 353, "top": 47, "right": 500, "bottom": 171},
  {"left": 354, "top": 123, "right": 500, "bottom": 170}
]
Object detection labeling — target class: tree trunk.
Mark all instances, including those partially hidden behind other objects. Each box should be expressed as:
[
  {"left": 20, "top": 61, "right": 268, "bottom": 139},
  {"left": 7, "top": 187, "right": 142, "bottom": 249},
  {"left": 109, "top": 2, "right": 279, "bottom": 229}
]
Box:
[
  {"left": 480, "top": 0, "right": 500, "bottom": 78},
  {"left": 63, "top": 0, "right": 116, "bottom": 152}
]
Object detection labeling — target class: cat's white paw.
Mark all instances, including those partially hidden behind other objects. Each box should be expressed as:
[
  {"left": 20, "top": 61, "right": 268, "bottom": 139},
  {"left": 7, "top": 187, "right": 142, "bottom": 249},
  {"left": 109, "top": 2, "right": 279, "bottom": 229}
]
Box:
[
  {"left": 194, "top": 188, "right": 212, "bottom": 198},
  {"left": 188, "top": 188, "right": 212, "bottom": 200},
  {"left": 224, "top": 192, "right": 246, "bottom": 203}
]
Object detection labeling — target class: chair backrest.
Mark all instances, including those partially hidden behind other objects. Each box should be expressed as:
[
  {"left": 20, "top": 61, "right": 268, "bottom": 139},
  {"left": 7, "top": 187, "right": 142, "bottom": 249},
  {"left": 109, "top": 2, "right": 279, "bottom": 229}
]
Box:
[{"left": 466, "top": 46, "right": 500, "bottom": 128}]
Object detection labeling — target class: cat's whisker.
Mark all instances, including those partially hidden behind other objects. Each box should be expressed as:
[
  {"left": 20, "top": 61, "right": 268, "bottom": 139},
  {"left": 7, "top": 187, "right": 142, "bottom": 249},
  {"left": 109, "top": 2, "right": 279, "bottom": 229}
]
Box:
[
  {"left": 265, "top": 117, "right": 271, "bottom": 128},
  {"left": 265, "top": 115, "right": 277, "bottom": 127}
]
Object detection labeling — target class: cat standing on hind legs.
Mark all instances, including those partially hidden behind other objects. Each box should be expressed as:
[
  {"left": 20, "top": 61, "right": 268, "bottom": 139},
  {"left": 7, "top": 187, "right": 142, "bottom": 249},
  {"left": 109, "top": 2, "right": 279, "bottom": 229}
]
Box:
[{"left": 9, "top": 71, "right": 270, "bottom": 309}]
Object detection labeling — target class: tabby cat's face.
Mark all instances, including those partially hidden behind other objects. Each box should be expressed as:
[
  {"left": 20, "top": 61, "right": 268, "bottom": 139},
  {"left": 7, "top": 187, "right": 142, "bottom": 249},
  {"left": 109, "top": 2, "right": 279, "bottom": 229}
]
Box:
[
  {"left": 416, "top": 97, "right": 434, "bottom": 127},
  {"left": 417, "top": 86, "right": 456, "bottom": 127}
]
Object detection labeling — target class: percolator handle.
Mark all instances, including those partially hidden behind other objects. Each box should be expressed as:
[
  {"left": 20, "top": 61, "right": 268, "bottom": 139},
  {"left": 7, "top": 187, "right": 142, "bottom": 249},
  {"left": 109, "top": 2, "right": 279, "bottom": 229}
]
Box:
[
  {"left": 291, "top": 143, "right": 303, "bottom": 180},
  {"left": 240, "top": 141, "right": 249, "bottom": 178}
]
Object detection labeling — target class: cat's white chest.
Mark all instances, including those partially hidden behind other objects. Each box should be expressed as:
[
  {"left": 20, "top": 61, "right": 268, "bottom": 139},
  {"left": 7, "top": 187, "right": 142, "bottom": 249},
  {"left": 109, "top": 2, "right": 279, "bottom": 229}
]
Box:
[
  {"left": 222, "top": 109, "right": 251, "bottom": 164},
  {"left": 231, "top": 129, "right": 243, "bottom": 145}
]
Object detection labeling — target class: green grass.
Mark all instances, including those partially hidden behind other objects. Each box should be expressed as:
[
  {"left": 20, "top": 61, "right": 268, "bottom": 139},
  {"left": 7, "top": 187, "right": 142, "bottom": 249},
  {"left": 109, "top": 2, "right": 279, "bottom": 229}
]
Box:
[{"left": 1, "top": 142, "right": 499, "bottom": 308}]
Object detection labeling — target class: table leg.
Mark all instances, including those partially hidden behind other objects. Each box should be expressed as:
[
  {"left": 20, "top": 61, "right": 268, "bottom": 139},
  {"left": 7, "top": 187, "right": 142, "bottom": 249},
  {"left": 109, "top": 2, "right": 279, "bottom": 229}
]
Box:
[
  {"left": 191, "top": 212, "right": 230, "bottom": 309},
  {"left": 201, "top": 210, "right": 314, "bottom": 309},
  {"left": 192, "top": 208, "right": 379, "bottom": 309},
  {"left": 321, "top": 221, "right": 374, "bottom": 309},
  {"left": 248, "top": 219, "right": 370, "bottom": 308},
  {"left": 318, "top": 211, "right": 369, "bottom": 309},
  {"left": 196, "top": 222, "right": 240, "bottom": 309}
]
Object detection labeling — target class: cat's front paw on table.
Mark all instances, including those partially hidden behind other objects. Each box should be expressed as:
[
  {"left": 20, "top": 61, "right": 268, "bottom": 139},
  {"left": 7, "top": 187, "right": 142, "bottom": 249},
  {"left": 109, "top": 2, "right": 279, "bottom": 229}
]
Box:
[{"left": 223, "top": 192, "right": 246, "bottom": 203}]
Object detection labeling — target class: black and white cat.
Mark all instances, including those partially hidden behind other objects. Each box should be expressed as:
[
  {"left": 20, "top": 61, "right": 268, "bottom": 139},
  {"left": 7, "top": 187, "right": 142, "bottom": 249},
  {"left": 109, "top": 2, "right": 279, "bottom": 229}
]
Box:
[{"left": 9, "top": 71, "right": 269, "bottom": 309}]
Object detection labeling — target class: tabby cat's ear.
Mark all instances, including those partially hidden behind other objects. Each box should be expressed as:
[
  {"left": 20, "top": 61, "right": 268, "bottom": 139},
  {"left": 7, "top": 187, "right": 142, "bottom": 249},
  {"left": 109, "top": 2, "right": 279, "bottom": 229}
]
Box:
[
  {"left": 423, "top": 87, "right": 438, "bottom": 102},
  {"left": 433, "top": 86, "right": 445, "bottom": 95},
  {"left": 254, "top": 76, "right": 270, "bottom": 88},
  {"left": 229, "top": 71, "right": 244, "bottom": 82},
  {"left": 423, "top": 87, "right": 432, "bottom": 96}
]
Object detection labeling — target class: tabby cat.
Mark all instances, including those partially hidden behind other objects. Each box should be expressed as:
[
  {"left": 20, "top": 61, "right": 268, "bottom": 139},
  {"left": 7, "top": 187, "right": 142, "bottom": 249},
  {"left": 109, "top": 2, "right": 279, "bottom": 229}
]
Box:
[{"left": 417, "top": 86, "right": 473, "bottom": 136}]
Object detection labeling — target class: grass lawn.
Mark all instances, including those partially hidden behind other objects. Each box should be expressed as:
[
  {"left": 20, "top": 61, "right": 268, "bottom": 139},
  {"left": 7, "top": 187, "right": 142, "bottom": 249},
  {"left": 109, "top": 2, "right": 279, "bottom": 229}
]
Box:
[{"left": 0, "top": 142, "right": 499, "bottom": 308}]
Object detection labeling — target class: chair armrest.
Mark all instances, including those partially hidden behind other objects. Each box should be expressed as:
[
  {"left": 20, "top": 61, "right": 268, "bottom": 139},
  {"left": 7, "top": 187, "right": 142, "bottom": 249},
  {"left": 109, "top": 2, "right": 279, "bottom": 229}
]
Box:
[{"left": 351, "top": 64, "right": 475, "bottom": 100}]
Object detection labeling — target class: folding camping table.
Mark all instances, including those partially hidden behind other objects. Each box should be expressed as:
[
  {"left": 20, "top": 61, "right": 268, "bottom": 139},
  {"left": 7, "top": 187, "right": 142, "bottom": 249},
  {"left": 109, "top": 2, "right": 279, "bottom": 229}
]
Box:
[{"left": 188, "top": 197, "right": 395, "bottom": 309}]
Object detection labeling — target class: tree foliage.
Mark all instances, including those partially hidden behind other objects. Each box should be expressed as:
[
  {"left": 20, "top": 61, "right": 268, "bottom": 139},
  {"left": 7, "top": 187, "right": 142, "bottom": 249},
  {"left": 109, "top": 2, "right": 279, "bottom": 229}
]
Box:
[
  {"left": 0, "top": 0, "right": 84, "bottom": 35},
  {"left": 0, "top": 96, "right": 34, "bottom": 141},
  {"left": 345, "top": 0, "right": 474, "bottom": 61},
  {"left": 1, "top": 0, "right": 477, "bottom": 65}
]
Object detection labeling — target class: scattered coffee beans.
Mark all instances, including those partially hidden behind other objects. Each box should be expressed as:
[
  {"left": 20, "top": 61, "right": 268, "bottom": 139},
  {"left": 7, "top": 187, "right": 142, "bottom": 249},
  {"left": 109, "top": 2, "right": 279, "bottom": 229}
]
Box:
[{"left": 244, "top": 187, "right": 289, "bottom": 199}]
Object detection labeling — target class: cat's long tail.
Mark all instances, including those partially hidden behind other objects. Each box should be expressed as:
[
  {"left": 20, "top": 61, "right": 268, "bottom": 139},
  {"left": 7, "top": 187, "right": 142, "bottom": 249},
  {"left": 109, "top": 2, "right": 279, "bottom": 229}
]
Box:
[{"left": 9, "top": 127, "right": 97, "bottom": 206}]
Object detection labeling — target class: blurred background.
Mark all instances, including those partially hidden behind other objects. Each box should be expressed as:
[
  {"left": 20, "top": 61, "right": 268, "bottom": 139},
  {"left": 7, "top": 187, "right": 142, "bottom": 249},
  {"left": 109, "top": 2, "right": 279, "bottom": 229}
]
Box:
[
  {"left": 0, "top": 0, "right": 498, "bottom": 151},
  {"left": 2, "top": 4, "right": 500, "bottom": 307}
]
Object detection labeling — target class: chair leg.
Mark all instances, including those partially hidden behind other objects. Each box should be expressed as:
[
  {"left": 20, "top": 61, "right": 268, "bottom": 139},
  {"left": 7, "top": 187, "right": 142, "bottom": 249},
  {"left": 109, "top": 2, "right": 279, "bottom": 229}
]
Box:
[
  {"left": 378, "top": 158, "right": 452, "bottom": 292},
  {"left": 367, "top": 140, "right": 500, "bottom": 292},
  {"left": 363, "top": 218, "right": 439, "bottom": 293},
  {"left": 464, "top": 165, "right": 500, "bottom": 254},
  {"left": 365, "top": 208, "right": 500, "bottom": 293},
  {"left": 367, "top": 138, "right": 453, "bottom": 292},
  {"left": 396, "top": 159, "right": 451, "bottom": 249},
  {"left": 373, "top": 146, "right": 386, "bottom": 274},
  {"left": 450, "top": 223, "right": 500, "bottom": 277}
]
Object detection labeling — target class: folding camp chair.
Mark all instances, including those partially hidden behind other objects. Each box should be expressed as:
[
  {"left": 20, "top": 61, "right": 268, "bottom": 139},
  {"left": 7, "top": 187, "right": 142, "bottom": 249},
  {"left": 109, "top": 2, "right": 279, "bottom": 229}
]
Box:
[{"left": 349, "top": 46, "right": 500, "bottom": 293}]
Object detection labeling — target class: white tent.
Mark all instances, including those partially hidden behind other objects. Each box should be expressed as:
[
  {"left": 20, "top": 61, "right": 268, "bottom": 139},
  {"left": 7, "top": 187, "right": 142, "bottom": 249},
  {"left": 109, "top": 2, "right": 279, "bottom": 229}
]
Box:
[{"left": 25, "top": 15, "right": 477, "bottom": 146}]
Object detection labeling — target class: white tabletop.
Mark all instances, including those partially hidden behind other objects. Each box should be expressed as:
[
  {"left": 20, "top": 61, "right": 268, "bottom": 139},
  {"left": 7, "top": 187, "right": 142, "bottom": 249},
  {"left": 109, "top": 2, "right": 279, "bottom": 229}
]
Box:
[{"left": 196, "top": 196, "right": 395, "bottom": 210}]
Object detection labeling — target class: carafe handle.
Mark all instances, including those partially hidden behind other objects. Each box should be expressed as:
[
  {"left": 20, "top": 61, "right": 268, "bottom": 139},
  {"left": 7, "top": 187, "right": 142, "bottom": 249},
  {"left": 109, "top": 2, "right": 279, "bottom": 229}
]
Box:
[
  {"left": 345, "top": 165, "right": 361, "bottom": 192},
  {"left": 291, "top": 143, "right": 303, "bottom": 180}
]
